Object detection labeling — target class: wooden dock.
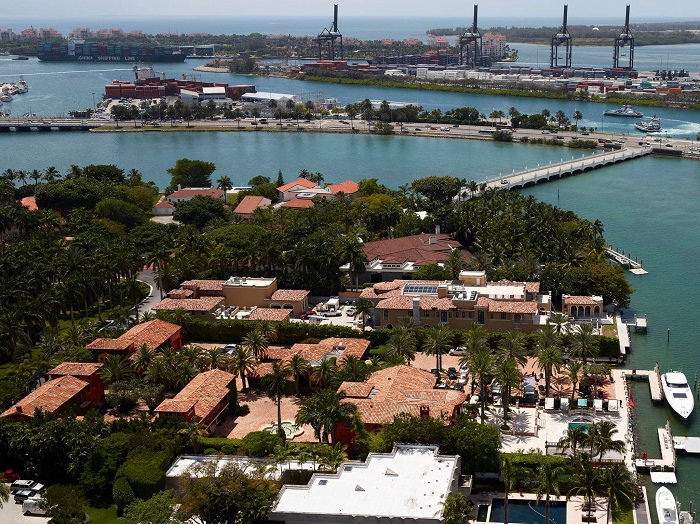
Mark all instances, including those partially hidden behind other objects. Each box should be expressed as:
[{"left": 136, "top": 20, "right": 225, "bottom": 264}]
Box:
[
  {"left": 606, "top": 247, "right": 648, "bottom": 274},
  {"left": 481, "top": 147, "right": 651, "bottom": 190},
  {"left": 616, "top": 312, "right": 630, "bottom": 356}
]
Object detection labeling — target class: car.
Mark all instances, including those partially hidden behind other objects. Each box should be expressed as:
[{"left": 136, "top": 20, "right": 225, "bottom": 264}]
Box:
[
  {"left": 452, "top": 124, "right": 460, "bottom": 128},
  {"left": 581, "top": 131, "right": 590, "bottom": 135},
  {"left": 440, "top": 127, "right": 450, "bottom": 131},
  {"left": 321, "top": 310, "right": 342, "bottom": 317},
  {"left": 555, "top": 135, "right": 565, "bottom": 140},
  {"left": 491, "top": 381, "right": 502, "bottom": 397},
  {"left": 10, "top": 480, "right": 37, "bottom": 493},
  {"left": 449, "top": 347, "right": 467, "bottom": 356},
  {"left": 501, "top": 179, "right": 509, "bottom": 185},
  {"left": 299, "top": 310, "right": 315, "bottom": 320},
  {"left": 23, "top": 497, "right": 47, "bottom": 516},
  {"left": 541, "top": 130, "right": 551, "bottom": 134},
  {"left": 14, "top": 490, "right": 36, "bottom": 504},
  {"left": 346, "top": 307, "right": 356, "bottom": 317},
  {"left": 454, "top": 382, "right": 464, "bottom": 391},
  {"left": 666, "top": 144, "right": 674, "bottom": 148},
  {"left": 4, "top": 469, "right": 20, "bottom": 482}
]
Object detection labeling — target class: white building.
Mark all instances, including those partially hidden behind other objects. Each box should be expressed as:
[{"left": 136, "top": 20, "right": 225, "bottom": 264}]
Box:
[
  {"left": 240, "top": 92, "right": 300, "bottom": 106},
  {"left": 269, "top": 445, "right": 464, "bottom": 524},
  {"left": 179, "top": 87, "right": 232, "bottom": 107}
]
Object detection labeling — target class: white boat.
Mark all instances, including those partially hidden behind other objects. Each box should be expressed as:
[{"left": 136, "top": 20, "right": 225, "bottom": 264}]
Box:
[
  {"left": 635, "top": 116, "right": 661, "bottom": 133},
  {"left": 603, "top": 105, "right": 643, "bottom": 118},
  {"left": 656, "top": 486, "right": 678, "bottom": 524},
  {"left": 16, "top": 76, "right": 28, "bottom": 94},
  {"left": 661, "top": 371, "right": 694, "bottom": 419}
]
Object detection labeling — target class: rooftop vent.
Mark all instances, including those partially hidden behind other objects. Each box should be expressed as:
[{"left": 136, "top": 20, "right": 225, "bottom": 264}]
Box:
[
  {"left": 385, "top": 468, "right": 398, "bottom": 476},
  {"left": 355, "top": 485, "right": 365, "bottom": 491},
  {"left": 318, "top": 479, "right": 328, "bottom": 486}
]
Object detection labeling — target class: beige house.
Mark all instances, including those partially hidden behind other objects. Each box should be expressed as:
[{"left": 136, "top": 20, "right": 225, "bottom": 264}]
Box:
[
  {"left": 562, "top": 294, "right": 604, "bottom": 319},
  {"left": 366, "top": 271, "right": 551, "bottom": 333}
]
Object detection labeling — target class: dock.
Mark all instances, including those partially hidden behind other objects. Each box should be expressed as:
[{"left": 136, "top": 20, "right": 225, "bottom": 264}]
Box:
[
  {"left": 621, "top": 364, "right": 663, "bottom": 402},
  {"left": 606, "top": 247, "right": 648, "bottom": 274},
  {"left": 632, "top": 315, "right": 647, "bottom": 333},
  {"left": 481, "top": 147, "right": 651, "bottom": 190},
  {"left": 616, "top": 312, "right": 630, "bottom": 356},
  {"left": 673, "top": 436, "right": 700, "bottom": 454},
  {"left": 634, "top": 421, "right": 677, "bottom": 476}
]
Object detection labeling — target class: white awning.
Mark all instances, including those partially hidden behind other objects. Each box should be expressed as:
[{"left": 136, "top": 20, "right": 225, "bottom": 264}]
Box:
[{"left": 650, "top": 471, "right": 677, "bottom": 484}]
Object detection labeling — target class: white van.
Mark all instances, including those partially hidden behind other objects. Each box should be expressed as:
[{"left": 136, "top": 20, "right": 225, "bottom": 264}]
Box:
[
  {"left": 22, "top": 497, "right": 47, "bottom": 516},
  {"left": 307, "top": 315, "right": 327, "bottom": 325}
]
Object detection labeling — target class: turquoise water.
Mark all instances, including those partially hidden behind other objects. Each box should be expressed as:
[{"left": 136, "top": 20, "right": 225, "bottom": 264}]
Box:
[
  {"left": 489, "top": 499, "right": 567, "bottom": 524},
  {"left": 568, "top": 422, "right": 592, "bottom": 433}
]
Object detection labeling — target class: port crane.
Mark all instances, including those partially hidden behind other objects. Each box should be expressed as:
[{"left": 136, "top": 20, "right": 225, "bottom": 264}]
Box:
[
  {"left": 550, "top": 4, "right": 572, "bottom": 68},
  {"left": 459, "top": 4, "right": 482, "bottom": 68},
  {"left": 613, "top": 5, "right": 635, "bottom": 69},
  {"left": 315, "top": 4, "right": 343, "bottom": 60}
]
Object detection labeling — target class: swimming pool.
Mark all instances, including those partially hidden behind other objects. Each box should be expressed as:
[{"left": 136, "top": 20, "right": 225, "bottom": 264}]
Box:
[
  {"left": 489, "top": 499, "right": 567, "bottom": 524},
  {"left": 568, "top": 422, "right": 592, "bottom": 433}
]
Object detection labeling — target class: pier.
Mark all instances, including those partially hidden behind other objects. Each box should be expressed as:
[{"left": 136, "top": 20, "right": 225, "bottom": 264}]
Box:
[
  {"left": 620, "top": 364, "right": 663, "bottom": 402},
  {"left": 606, "top": 247, "right": 647, "bottom": 274},
  {"left": 482, "top": 147, "right": 652, "bottom": 190},
  {"left": 0, "top": 118, "right": 103, "bottom": 132}
]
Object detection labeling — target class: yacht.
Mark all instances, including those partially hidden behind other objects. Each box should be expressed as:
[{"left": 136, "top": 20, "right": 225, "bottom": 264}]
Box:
[
  {"left": 604, "top": 105, "right": 643, "bottom": 118},
  {"left": 656, "top": 487, "right": 678, "bottom": 524},
  {"left": 661, "top": 371, "right": 694, "bottom": 418},
  {"left": 0, "top": 88, "right": 12, "bottom": 103},
  {"left": 635, "top": 116, "right": 661, "bottom": 133},
  {"left": 16, "top": 76, "right": 28, "bottom": 94}
]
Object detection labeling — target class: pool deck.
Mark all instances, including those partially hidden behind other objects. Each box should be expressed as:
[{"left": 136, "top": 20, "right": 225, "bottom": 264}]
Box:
[{"left": 471, "top": 493, "right": 608, "bottom": 524}]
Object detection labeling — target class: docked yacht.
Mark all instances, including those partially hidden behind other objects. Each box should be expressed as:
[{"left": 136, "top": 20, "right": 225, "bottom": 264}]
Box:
[
  {"left": 635, "top": 116, "right": 661, "bottom": 133},
  {"left": 604, "top": 105, "right": 643, "bottom": 118},
  {"left": 16, "top": 76, "right": 28, "bottom": 94},
  {"left": 661, "top": 371, "right": 694, "bottom": 419},
  {"left": 656, "top": 487, "right": 678, "bottom": 524}
]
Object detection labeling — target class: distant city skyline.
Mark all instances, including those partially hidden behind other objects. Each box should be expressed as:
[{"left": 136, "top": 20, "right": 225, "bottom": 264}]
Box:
[{"left": 4, "top": 0, "right": 700, "bottom": 21}]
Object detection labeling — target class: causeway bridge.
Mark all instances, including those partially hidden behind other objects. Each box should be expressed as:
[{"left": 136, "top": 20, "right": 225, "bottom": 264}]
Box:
[
  {"left": 0, "top": 118, "right": 103, "bottom": 132},
  {"left": 481, "top": 147, "right": 652, "bottom": 190}
]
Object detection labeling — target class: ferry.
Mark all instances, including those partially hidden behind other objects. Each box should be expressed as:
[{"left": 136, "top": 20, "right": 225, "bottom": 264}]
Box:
[
  {"left": 661, "top": 371, "right": 694, "bottom": 419},
  {"left": 656, "top": 487, "right": 678, "bottom": 524},
  {"left": 634, "top": 116, "right": 661, "bottom": 133},
  {"left": 603, "top": 105, "right": 643, "bottom": 118}
]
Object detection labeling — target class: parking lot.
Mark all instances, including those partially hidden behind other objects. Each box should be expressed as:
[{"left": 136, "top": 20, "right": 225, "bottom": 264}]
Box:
[{"left": 0, "top": 497, "right": 49, "bottom": 524}]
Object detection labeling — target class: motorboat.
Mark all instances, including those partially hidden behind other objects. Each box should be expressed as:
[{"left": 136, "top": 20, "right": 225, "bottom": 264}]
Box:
[
  {"left": 16, "top": 76, "right": 28, "bottom": 94},
  {"left": 604, "top": 105, "right": 643, "bottom": 118},
  {"left": 656, "top": 486, "right": 678, "bottom": 524},
  {"left": 661, "top": 371, "right": 694, "bottom": 419},
  {"left": 635, "top": 116, "right": 661, "bottom": 133}
]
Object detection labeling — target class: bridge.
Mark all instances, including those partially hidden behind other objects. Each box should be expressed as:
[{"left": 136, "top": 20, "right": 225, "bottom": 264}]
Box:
[
  {"left": 481, "top": 147, "right": 652, "bottom": 190},
  {"left": 0, "top": 118, "right": 103, "bottom": 132}
]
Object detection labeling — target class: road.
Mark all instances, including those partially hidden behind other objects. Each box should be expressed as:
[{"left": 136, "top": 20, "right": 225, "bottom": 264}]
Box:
[{"left": 136, "top": 269, "right": 161, "bottom": 312}]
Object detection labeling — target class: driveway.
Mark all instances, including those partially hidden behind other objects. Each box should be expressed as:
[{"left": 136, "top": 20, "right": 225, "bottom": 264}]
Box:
[
  {"left": 0, "top": 497, "right": 49, "bottom": 524},
  {"left": 136, "top": 269, "right": 162, "bottom": 311}
]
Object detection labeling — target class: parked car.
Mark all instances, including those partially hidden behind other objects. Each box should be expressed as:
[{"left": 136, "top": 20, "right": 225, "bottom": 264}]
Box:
[
  {"left": 299, "top": 310, "right": 315, "bottom": 320},
  {"left": 449, "top": 347, "right": 467, "bottom": 356},
  {"left": 447, "top": 367, "right": 457, "bottom": 380},
  {"left": 14, "top": 484, "right": 43, "bottom": 504},
  {"left": 345, "top": 307, "right": 357, "bottom": 317},
  {"left": 454, "top": 382, "right": 464, "bottom": 391},
  {"left": 321, "top": 310, "right": 342, "bottom": 317},
  {"left": 491, "top": 381, "right": 502, "bottom": 397},
  {"left": 10, "top": 480, "right": 37, "bottom": 493},
  {"left": 3, "top": 469, "right": 20, "bottom": 482},
  {"left": 222, "top": 344, "right": 238, "bottom": 355},
  {"left": 23, "top": 497, "right": 47, "bottom": 516}
]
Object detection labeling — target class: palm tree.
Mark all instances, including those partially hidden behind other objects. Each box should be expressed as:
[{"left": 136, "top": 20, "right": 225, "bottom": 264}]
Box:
[
  {"left": 178, "top": 421, "right": 207, "bottom": 453},
  {"left": 217, "top": 176, "right": 233, "bottom": 191},
  {"left": 385, "top": 326, "right": 417, "bottom": 364},
  {"left": 444, "top": 249, "right": 465, "bottom": 279},
  {"left": 568, "top": 453, "right": 600, "bottom": 523},
  {"left": 204, "top": 347, "right": 226, "bottom": 370},
  {"left": 571, "top": 323, "right": 599, "bottom": 363},
  {"left": 261, "top": 362, "right": 295, "bottom": 440},
  {"left": 536, "top": 325, "right": 563, "bottom": 397},
  {"left": 100, "top": 355, "right": 134, "bottom": 385},
  {"left": 340, "top": 235, "right": 368, "bottom": 286},
  {"left": 43, "top": 166, "right": 60, "bottom": 183},
  {"left": 353, "top": 298, "right": 374, "bottom": 331},
  {"left": 132, "top": 344, "right": 153, "bottom": 377},
  {"left": 256, "top": 321, "right": 278, "bottom": 344},
  {"left": 573, "top": 110, "right": 583, "bottom": 130},
  {"left": 564, "top": 361, "right": 584, "bottom": 405},
  {"left": 464, "top": 348, "right": 493, "bottom": 423},
  {"left": 423, "top": 324, "right": 452, "bottom": 372},
  {"left": 311, "top": 359, "right": 337, "bottom": 389},
  {"left": 586, "top": 421, "right": 626, "bottom": 463},
  {"left": 228, "top": 346, "right": 258, "bottom": 390},
  {"left": 531, "top": 463, "right": 565, "bottom": 524},
  {"left": 497, "top": 331, "right": 526, "bottom": 406},
  {"left": 0, "top": 481, "right": 9, "bottom": 508},
  {"left": 287, "top": 354, "right": 309, "bottom": 395},
  {"left": 501, "top": 456, "right": 527, "bottom": 524},
  {"left": 494, "top": 358, "right": 521, "bottom": 426},
  {"left": 557, "top": 425, "right": 588, "bottom": 458},
  {"left": 599, "top": 463, "right": 636, "bottom": 524},
  {"left": 242, "top": 328, "right": 269, "bottom": 360},
  {"left": 295, "top": 389, "right": 356, "bottom": 444}
]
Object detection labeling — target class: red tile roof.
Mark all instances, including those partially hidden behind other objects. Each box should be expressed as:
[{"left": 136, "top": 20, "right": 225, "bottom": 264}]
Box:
[
  {"left": 155, "top": 369, "right": 234, "bottom": 421},
  {"left": 476, "top": 297, "right": 538, "bottom": 314},
  {"left": 1, "top": 376, "right": 89, "bottom": 418},
  {"left": 328, "top": 180, "right": 359, "bottom": 195},
  {"left": 86, "top": 337, "right": 133, "bottom": 351},
  {"left": 234, "top": 195, "right": 270, "bottom": 215},
  {"left": 563, "top": 296, "right": 600, "bottom": 306},
  {"left": 277, "top": 178, "right": 316, "bottom": 193},
  {"left": 362, "top": 234, "right": 471, "bottom": 267},
  {"left": 375, "top": 296, "right": 455, "bottom": 311},
  {"left": 248, "top": 308, "right": 292, "bottom": 321},
  {"left": 267, "top": 289, "right": 310, "bottom": 302},
  {"left": 152, "top": 296, "right": 223, "bottom": 312},
  {"left": 47, "top": 362, "right": 103, "bottom": 377},
  {"left": 280, "top": 199, "right": 314, "bottom": 209},
  {"left": 525, "top": 282, "right": 541, "bottom": 293},
  {"left": 167, "top": 188, "right": 225, "bottom": 200},
  {"left": 167, "top": 289, "right": 194, "bottom": 299},
  {"left": 181, "top": 280, "right": 226, "bottom": 292},
  {"left": 153, "top": 200, "right": 175, "bottom": 209},
  {"left": 21, "top": 196, "right": 38, "bottom": 211},
  {"left": 88, "top": 319, "right": 182, "bottom": 353},
  {"left": 339, "top": 365, "right": 466, "bottom": 425}
]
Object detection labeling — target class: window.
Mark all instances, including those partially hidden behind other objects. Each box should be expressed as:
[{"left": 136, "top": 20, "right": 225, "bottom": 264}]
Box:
[
  {"left": 500, "top": 313, "right": 507, "bottom": 320},
  {"left": 440, "top": 311, "right": 448, "bottom": 323},
  {"left": 469, "top": 311, "right": 473, "bottom": 318},
  {"left": 424, "top": 311, "right": 430, "bottom": 317},
  {"left": 461, "top": 311, "right": 466, "bottom": 318},
  {"left": 383, "top": 310, "right": 389, "bottom": 320},
  {"left": 477, "top": 311, "right": 485, "bottom": 324}
]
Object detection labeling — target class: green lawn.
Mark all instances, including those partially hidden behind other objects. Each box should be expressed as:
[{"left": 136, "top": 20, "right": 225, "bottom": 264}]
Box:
[
  {"left": 0, "top": 363, "right": 14, "bottom": 380},
  {"left": 85, "top": 504, "right": 118, "bottom": 524}
]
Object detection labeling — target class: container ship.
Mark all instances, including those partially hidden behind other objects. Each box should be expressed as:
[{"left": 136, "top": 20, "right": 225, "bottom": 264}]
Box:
[{"left": 37, "top": 40, "right": 186, "bottom": 63}]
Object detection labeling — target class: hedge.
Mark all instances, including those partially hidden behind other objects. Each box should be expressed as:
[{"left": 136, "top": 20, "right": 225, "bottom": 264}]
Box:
[
  {"left": 115, "top": 451, "right": 169, "bottom": 501},
  {"left": 112, "top": 476, "right": 135, "bottom": 515}
]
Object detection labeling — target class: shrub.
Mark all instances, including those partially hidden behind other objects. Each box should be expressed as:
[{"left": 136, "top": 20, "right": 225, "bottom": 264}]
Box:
[
  {"left": 116, "top": 451, "right": 168, "bottom": 500},
  {"left": 241, "top": 431, "right": 283, "bottom": 457},
  {"left": 112, "top": 475, "right": 135, "bottom": 515},
  {"left": 200, "top": 437, "right": 242, "bottom": 451}
]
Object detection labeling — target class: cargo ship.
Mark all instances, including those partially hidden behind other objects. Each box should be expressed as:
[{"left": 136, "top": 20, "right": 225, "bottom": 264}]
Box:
[{"left": 37, "top": 40, "right": 186, "bottom": 63}]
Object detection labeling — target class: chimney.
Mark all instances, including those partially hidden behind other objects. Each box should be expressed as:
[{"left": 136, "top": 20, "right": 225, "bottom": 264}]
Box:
[
  {"left": 435, "top": 224, "right": 441, "bottom": 235},
  {"left": 177, "top": 184, "right": 182, "bottom": 190},
  {"left": 428, "top": 236, "right": 437, "bottom": 245},
  {"left": 438, "top": 285, "right": 448, "bottom": 299},
  {"left": 419, "top": 405, "right": 430, "bottom": 418},
  {"left": 16, "top": 405, "right": 22, "bottom": 413}
]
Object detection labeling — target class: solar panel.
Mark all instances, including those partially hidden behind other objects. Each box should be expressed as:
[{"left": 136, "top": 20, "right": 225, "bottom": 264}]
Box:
[{"left": 404, "top": 285, "right": 438, "bottom": 294}]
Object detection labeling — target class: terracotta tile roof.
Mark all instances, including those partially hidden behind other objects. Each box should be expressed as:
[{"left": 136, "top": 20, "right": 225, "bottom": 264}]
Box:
[
  {"left": 339, "top": 365, "right": 466, "bottom": 425},
  {"left": 267, "top": 289, "right": 310, "bottom": 301},
  {"left": 47, "top": 362, "right": 103, "bottom": 377},
  {"left": 153, "top": 200, "right": 175, "bottom": 209},
  {"left": 248, "top": 308, "right": 291, "bottom": 321},
  {"left": 234, "top": 195, "right": 270, "bottom": 215},
  {"left": 152, "top": 297, "right": 223, "bottom": 312},
  {"left": 167, "top": 188, "right": 225, "bottom": 200},
  {"left": 251, "top": 362, "right": 275, "bottom": 378},
  {"left": 119, "top": 319, "right": 183, "bottom": 351},
  {"left": 277, "top": 178, "right": 316, "bottom": 193},
  {"left": 155, "top": 369, "right": 234, "bottom": 421},
  {"left": 295, "top": 338, "right": 370, "bottom": 365},
  {"left": 489, "top": 279, "right": 540, "bottom": 293},
  {"left": 1, "top": 376, "right": 89, "bottom": 418},
  {"left": 86, "top": 337, "right": 133, "bottom": 351},
  {"left": 328, "top": 180, "right": 359, "bottom": 195},
  {"left": 167, "top": 289, "right": 194, "bottom": 299},
  {"left": 359, "top": 287, "right": 402, "bottom": 300},
  {"left": 563, "top": 296, "right": 600, "bottom": 306},
  {"left": 525, "top": 282, "right": 540, "bottom": 293},
  {"left": 362, "top": 234, "right": 471, "bottom": 267},
  {"left": 21, "top": 196, "right": 38, "bottom": 211},
  {"left": 181, "top": 280, "right": 226, "bottom": 292},
  {"left": 476, "top": 297, "right": 538, "bottom": 314},
  {"left": 375, "top": 296, "right": 454, "bottom": 311},
  {"left": 374, "top": 281, "right": 402, "bottom": 292},
  {"left": 339, "top": 382, "right": 374, "bottom": 398},
  {"left": 280, "top": 199, "right": 314, "bottom": 209}
]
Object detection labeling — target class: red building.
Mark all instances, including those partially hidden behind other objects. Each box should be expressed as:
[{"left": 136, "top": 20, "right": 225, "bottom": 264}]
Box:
[
  {"left": 87, "top": 319, "right": 183, "bottom": 362},
  {"left": 1, "top": 376, "right": 94, "bottom": 421},
  {"left": 47, "top": 362, "right": 105, "bottom": 406}
]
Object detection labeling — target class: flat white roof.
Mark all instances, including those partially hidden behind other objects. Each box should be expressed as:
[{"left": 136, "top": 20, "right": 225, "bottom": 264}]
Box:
[
  {"left": 271, "top": 445, "right": 458, "bottom": 521},
  {"left": 224, "top": 276, "right": 276, "bottom": 288},
  {"left": 202, "top": 86, "right": 226, "bottom": 95},
  {"left": 241, "top": 92, "right": 295, "bottom": 101},
  {"left": 166, "top": 455, "right": 280, "bottom": 481}
]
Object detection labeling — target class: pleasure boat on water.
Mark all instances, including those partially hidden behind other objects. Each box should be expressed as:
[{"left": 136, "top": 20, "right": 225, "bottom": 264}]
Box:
[
  {"left": 635, "top": 116, "right": 661, "bottom": 133},
  {"left": 16, "top": 76, "right": 28, "bottom": 94},
  {"left": 656, "top": 487, "right": 679, "bottom": 524},
  {"left": 661, "top": 371, "right": 694, "bottom": 418},
  {"left": 603, "top": 105, "right": 643, "bottom": 118}
]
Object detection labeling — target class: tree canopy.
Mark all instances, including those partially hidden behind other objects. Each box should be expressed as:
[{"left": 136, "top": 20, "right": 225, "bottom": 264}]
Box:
[{"left": 166, "top": 158, "right": 216, "bottom": 193}]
